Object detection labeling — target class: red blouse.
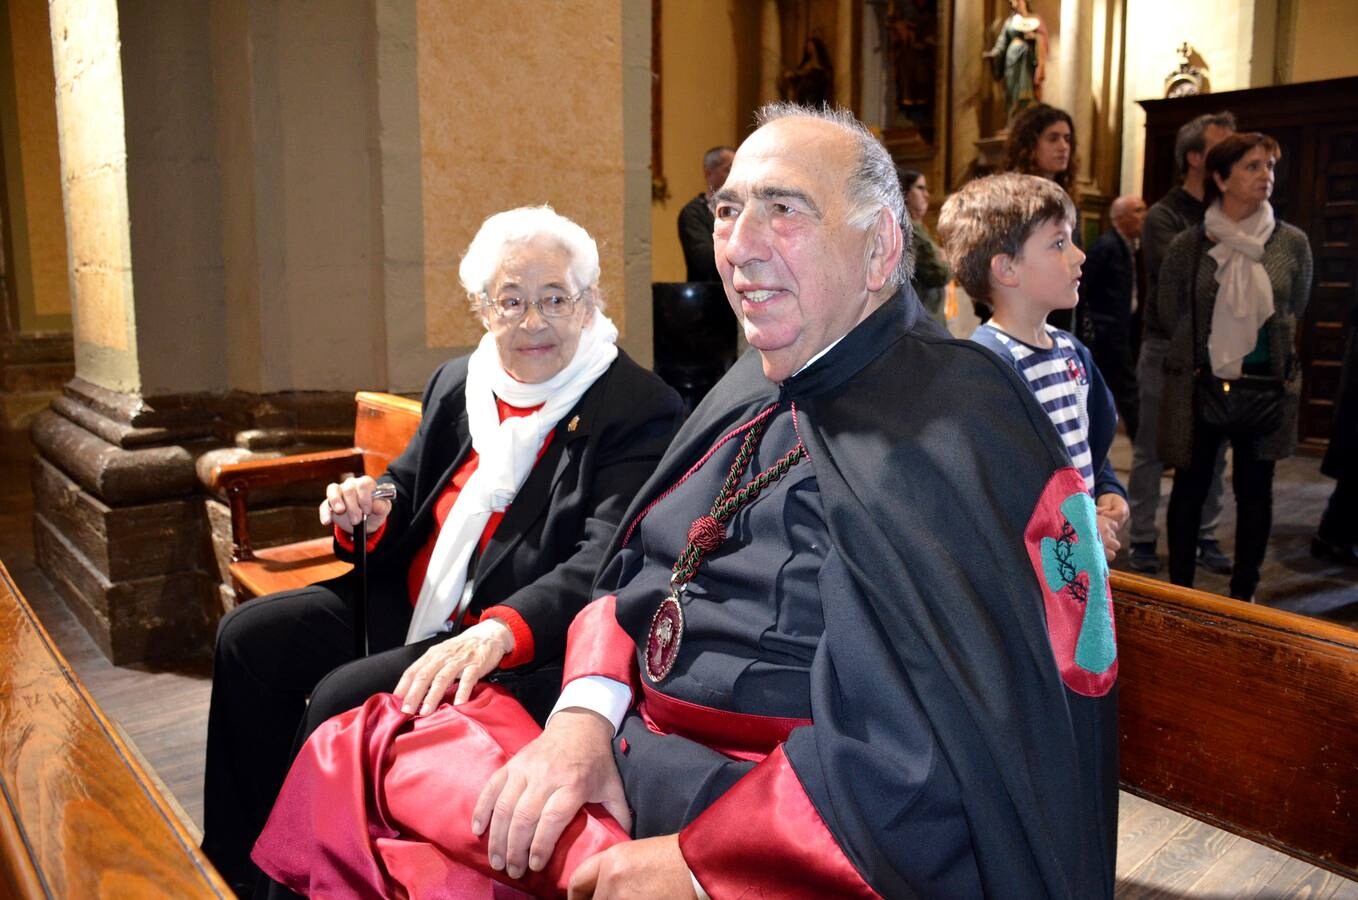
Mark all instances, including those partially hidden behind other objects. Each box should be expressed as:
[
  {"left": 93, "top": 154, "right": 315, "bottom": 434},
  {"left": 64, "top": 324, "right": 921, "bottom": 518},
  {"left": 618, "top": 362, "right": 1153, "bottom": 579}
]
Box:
[{"left": 336, "top": 397, "right": 553, "bottom": 667}]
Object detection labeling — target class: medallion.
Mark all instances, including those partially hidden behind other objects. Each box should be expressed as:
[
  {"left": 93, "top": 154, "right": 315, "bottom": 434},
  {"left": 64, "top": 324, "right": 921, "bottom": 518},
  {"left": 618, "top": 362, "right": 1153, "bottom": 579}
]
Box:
[{"left": 645, "top": 592, "right": 684, "bottom": 682}]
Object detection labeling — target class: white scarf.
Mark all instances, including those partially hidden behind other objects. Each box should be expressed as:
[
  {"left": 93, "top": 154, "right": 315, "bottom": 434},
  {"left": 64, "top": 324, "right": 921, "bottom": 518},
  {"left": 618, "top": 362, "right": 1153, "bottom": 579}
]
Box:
[
  {"left": 1204, "top": 200, "right": 1276, "bottom": 379},
  {"left": 405, "top": 312, "right": 619, "bottom": 642}
]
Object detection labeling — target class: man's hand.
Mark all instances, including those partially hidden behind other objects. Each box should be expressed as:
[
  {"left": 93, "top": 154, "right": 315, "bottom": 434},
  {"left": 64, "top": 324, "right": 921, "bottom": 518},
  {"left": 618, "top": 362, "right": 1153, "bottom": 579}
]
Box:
[
  {"left": 1095, "top": 492, "right": 1130, "bottom": 561},
  {"left": 471, "top": 708, "right": 632, "bottom": 880},
  {"left": 393, "top": 620, "right": 514, "bottom": 714},
  {"left": 319, "top": 475, "right": 393, "bottom": 534},
  {"left": 567, "top": 835, "right": 696, "bottom": 900}
]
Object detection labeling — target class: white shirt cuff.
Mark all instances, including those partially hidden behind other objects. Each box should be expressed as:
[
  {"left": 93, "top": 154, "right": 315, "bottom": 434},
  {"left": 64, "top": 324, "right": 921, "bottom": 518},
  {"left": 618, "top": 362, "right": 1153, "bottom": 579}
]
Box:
[
  {"left": 690, "top": 869, "right": 711, "bottom": 899},
  {"left": 547, "top": 675, "right": 631, "bottom": 735}
]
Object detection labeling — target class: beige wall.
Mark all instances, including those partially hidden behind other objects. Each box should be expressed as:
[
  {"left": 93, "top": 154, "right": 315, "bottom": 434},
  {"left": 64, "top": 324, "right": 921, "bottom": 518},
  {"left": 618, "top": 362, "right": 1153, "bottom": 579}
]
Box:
[
  {"left": 1119, "top": 0, "right": 1358, "bottom": 198},
  {"left": 46, "top": 0, "right": 651, "bottom": 397},
  {"left": 418, "top": 0, "right": 632, "bottom": 351},
  {"left": 1, "top": 0, "right": 70, "bottom": 330},
  {"left": 119, "top": 1, "right": 228, "bottom": 395},
  {"left": 49, "top": 0, "right": 138, "bottom": 391},
  {"left": 651, "top": 0, "right": 745, "bottom": 285},
  {"left": 1287, "top": 0, "right": 1358, "bottom": 83}
]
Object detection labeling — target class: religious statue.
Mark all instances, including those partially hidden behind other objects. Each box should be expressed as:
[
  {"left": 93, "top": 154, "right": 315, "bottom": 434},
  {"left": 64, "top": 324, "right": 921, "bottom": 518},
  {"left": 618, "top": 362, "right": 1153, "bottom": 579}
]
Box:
[
  {"left": 887, "top": 0, "right": 939, "bottom": 114},
  {"left": 778, "top": 36, "right": 834, "bottom": 108},
  {"left": 984, "top": 0, "right": 1048, "bottom": 122}
]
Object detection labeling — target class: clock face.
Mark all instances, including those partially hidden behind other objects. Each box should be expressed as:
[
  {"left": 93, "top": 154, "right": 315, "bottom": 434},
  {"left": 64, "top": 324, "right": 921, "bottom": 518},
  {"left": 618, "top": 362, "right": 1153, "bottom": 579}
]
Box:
[{"left": 1167, "top": 77, "right": 1200, "bottom": 98}]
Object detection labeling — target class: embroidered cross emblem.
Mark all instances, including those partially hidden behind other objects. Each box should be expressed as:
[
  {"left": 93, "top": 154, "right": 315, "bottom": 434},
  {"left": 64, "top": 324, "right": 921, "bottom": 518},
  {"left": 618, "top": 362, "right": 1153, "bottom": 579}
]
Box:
[{"left": 1039, "top": 492, "right": 1116, "bottom": 675}]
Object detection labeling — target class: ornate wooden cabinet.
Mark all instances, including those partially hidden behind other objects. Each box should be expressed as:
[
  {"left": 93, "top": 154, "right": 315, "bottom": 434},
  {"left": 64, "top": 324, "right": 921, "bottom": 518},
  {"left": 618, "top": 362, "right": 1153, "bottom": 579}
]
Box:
[{"left": 1139, "top": 77, "right": 1358, "bottom": 453}]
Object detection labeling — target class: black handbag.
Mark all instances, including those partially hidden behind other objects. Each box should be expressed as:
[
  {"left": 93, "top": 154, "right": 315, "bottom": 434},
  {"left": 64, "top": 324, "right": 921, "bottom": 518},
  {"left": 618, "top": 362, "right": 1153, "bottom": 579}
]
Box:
[{"left": 1188, "top": 228, "right": 1286, "bottom": 436}]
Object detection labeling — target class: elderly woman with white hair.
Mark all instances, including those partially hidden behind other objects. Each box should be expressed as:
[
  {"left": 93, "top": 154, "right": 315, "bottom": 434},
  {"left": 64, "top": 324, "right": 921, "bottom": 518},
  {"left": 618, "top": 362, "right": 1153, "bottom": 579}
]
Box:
[{"left": 202, "top": 205, "right": 682, "bottom": 897}]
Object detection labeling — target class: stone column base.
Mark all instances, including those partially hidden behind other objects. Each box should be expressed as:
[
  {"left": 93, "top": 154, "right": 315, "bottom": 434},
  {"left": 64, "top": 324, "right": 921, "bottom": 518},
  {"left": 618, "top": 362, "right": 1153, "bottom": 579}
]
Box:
[
  {"left": 30, "top": 378, "right": 354, "bottom": 665},
  {"left": 1, "top": 333, "right": 74, "bottom": 430}
]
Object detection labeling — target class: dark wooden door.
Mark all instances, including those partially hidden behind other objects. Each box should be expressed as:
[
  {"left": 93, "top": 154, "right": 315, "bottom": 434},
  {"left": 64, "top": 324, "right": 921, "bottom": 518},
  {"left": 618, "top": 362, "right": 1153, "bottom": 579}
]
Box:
[{"left": 1304, "top": 125, "right": 1358, "bottom": 445}]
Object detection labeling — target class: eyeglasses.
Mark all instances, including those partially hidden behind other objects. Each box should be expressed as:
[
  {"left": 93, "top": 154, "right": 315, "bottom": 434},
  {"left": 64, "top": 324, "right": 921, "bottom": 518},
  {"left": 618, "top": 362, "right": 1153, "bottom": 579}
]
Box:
[{"left": 479, "top": 288, "right": 585, "bottom": 320}]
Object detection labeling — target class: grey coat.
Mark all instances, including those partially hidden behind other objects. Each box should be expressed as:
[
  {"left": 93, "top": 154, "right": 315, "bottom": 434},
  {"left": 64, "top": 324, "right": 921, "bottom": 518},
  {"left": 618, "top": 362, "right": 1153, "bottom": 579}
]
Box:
[{"left": 1155, "top": 218, "right": 1313, "bottom": 467}]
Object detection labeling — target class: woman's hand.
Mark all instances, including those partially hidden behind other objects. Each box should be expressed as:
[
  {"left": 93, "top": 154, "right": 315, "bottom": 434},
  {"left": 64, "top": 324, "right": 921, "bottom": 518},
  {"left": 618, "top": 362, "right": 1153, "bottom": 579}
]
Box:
[
  {"left": 393, "top": 619, "right": 515, "bottom": 715},
  {"left": 319, "top": 475, "right": 393, "bottom": 534}
]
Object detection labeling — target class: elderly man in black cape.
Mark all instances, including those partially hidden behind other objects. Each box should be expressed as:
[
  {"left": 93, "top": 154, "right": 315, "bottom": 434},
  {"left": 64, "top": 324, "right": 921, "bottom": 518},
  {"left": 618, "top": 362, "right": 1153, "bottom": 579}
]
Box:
[{"left": 257, "top": 103, "right": 1119, "bottom": 899}]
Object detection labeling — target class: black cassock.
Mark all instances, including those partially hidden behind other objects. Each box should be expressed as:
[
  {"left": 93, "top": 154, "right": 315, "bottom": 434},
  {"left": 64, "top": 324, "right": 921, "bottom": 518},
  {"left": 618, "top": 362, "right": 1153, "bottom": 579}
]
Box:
[{"left": 583, "top": 287, "right": 1119, "bottom": 898}]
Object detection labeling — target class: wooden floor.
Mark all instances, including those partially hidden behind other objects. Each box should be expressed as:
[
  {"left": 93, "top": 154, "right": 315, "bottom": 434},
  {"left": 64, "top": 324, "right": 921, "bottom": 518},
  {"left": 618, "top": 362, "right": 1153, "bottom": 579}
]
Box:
[{"left": 2, "top": 426, "right": 1355, "bottom": 896}]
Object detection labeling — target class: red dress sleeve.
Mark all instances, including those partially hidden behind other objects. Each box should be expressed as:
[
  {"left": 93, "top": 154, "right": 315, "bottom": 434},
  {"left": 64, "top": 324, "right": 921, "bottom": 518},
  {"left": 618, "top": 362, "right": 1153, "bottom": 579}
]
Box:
[
  {"left": 561, "top": 595, "right": 637, "bottom": 687},
  {"left": 678, "top": 745, "right": 879, "bottom": 899}
]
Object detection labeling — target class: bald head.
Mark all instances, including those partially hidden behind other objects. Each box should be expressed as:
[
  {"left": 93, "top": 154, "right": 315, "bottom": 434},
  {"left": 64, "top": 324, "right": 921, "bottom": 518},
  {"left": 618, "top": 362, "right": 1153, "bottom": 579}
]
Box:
[{"left": 1109, "top": 195, "right": 1147, "bottom": 241}]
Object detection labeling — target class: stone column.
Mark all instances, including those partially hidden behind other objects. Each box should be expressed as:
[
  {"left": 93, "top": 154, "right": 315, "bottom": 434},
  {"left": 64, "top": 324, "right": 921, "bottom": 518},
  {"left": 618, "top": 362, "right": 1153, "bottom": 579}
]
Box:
[
  {"left": 834, "top": 0, "right": 855, "bottom": 109},
  {"left": 33, "top": 0, "right": 221, "bottom": 663},
  {"left": 760, "top": 0, "right": 782, "bottom": 104},
  {"left": 32, "top": 0, "right": 650, "bottom": 664}
]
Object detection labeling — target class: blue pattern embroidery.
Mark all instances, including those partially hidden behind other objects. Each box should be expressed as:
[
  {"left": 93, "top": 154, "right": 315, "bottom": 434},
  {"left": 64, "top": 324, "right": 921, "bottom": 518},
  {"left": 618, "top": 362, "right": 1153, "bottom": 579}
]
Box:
[{"left": 1039, "top": 492, "right": 1116, "bottom": 674}]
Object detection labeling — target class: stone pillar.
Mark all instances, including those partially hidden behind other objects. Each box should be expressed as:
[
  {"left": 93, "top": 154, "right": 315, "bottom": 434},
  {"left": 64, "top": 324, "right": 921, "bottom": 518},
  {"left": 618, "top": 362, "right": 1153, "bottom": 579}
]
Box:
[
  {"left": 1057, "top": 0, "right": 1097, "bottom": 200},
  {"left": 32, "top": 0, "right": 650, "bottom": 664},
  {"left": 760, "top": 0, "right": 782, "bottom": 104},
  {"left": 834, "top": 0, "right": 855, "bottom": 109},
  {"left": 33, "top": 0, "right": 221, "bottom": 663}
]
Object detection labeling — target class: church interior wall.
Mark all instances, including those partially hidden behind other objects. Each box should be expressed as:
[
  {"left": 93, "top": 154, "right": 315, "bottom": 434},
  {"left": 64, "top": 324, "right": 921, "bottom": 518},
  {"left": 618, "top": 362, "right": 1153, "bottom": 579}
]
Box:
[
  {"left": 119, "top": 0, "right": 228, "bottom": 397},
  {"left": 649, "top": 0, "right": 747, "bottom": 285},
  {"left": 418, "top": 0, "right": 639, "bottom": 368},
  {"left": 1120, "top": 0, "right": 1358, "bottom": 198},
  {"left": 1286, "top": 0, "right": 1358, "bottom": 84},
  {"left": 0, "top": 0, "right": 70, "bottom": 334}
]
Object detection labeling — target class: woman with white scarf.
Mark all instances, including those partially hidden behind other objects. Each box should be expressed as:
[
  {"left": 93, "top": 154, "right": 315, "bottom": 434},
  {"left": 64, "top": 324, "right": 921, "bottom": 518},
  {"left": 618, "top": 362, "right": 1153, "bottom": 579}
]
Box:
[
  {"left": 203, "top": 206, "right": 682, "bottom": 897},
  {"left": 1154, "top": 133, "right": 1313, "bottom": 601}
]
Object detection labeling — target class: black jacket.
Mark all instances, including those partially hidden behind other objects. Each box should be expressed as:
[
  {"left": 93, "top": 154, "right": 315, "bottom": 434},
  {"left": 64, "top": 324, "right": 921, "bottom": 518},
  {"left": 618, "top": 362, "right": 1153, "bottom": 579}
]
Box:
[
  {"left": 599, "top": 290, "right": 1118, "bottom": 897},
  {"left": 340, "top": 350, "right": 683, "bottom": 665},
  {"left": 677, "top": 193, "right": 719, "bottom": 283},
  {"left": 1080, "top": 227, "right": 1136, "bottom": 337}
]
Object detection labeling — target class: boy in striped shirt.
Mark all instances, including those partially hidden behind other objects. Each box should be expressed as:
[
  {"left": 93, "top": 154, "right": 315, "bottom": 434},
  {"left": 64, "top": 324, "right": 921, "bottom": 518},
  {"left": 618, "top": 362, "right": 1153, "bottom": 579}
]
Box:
[{"left": 938, "top": 173, "right": 1128, "bottom": 559}]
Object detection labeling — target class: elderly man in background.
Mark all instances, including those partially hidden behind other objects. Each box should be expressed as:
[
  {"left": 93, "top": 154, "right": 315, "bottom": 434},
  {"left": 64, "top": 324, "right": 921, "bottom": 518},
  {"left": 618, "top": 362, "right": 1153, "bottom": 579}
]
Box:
[
  {"left": 256, "top": 105, "right": 1119, "bottom": 900},
  {"left": 676, "top": 145, "right": 734, "bottom": 282},
  {"left": 1127, "top": 111, "right": 1236, "bottom": 575},
  {"left": 1079, "top": 193, "right": 1147, "bottom": 438}
]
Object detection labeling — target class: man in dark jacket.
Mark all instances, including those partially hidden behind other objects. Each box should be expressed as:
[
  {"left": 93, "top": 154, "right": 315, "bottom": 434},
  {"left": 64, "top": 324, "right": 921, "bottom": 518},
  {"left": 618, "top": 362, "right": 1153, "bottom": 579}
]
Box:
[
  {"left": 1127, "top": 111, "right": 1235, "bottom": 574},
  {"left": 1080, "top": 194, "right": 1146, "bottom": 437},
  {"left": 476, "top": 104, "right": 1119, "bottom": 899},
  {"left": 676, "top": 146, "right": 733, "bottom": 282}
]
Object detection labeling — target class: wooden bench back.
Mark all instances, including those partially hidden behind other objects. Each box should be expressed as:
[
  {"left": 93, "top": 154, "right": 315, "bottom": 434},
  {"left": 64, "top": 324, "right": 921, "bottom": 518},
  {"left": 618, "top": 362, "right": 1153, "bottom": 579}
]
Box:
[
  {"left": 1111, "top": 570, "right": 1358, "bottom": 878},
  {"left": 0, "top": 562, "right": 230, "bottom": 897},
  {"left": 354, "top": 390, "right": 422, "bottom": 479}
]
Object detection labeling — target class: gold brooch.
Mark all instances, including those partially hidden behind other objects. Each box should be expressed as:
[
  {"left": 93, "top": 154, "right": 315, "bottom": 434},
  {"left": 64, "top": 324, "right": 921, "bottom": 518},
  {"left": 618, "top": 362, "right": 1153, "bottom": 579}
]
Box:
[{"left": 567, "top": 415, "right": 580, "bottom": 432}]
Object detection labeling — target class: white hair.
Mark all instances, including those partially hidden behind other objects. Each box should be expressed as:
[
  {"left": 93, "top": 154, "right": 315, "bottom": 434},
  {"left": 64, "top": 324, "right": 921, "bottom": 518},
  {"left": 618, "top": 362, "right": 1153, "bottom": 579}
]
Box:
[
  {"left": 458, "top": 205, "right": 603, "bottom": 305},
  {"left": 755, "top": 103, "right": 912, "bottom": 288}
]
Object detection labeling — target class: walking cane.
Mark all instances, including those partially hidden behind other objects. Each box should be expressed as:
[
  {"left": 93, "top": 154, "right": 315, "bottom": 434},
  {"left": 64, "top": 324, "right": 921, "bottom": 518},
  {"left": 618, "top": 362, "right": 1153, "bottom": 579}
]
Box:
[{"left": 353, "top": 482, "right": 397, "bottom": 659}]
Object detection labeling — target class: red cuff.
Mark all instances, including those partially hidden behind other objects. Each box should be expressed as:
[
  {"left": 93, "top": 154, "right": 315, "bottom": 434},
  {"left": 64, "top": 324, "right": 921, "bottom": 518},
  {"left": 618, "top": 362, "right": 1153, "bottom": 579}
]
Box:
[
  {"left": 334, "top": 519, "right": 387, "bottom": 553},
  {"left": 679, "top": 745, "right": 878, "bottom": 899},
  {"left": 562, "top": 595, "right": 637, "bottom": 686},
  {"left": 479, "top": 606, "right": 535, "bottom": 669}
]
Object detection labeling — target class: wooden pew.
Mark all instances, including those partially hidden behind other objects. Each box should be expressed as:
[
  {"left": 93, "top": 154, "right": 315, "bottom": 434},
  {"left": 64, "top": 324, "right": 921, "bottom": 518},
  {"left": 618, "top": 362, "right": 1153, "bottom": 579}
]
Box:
[
  {"left": 210, "top": 391, "right": 421, "bottom": 601},
  {"left": 0, "top": 560, "right": 231, "bottom": 898},
  {"left": 1112, "top": 570, "right": 1358, "bottom": 879}
]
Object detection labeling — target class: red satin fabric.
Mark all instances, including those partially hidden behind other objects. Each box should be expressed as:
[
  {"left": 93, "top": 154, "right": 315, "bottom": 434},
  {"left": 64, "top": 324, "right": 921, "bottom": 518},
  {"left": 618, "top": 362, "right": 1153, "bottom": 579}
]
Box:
[
  {"left": 679, "top": 745, "right": 880, "bottom": 899},
  {"left": 561, "top": 594, "right": 637, "bottom": 686},
  {"left": 638, "top": 681, "right": 809, "bottom": 762},
  {"left": 252, "top": 687, "right": 628, "bottom": 898}
]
